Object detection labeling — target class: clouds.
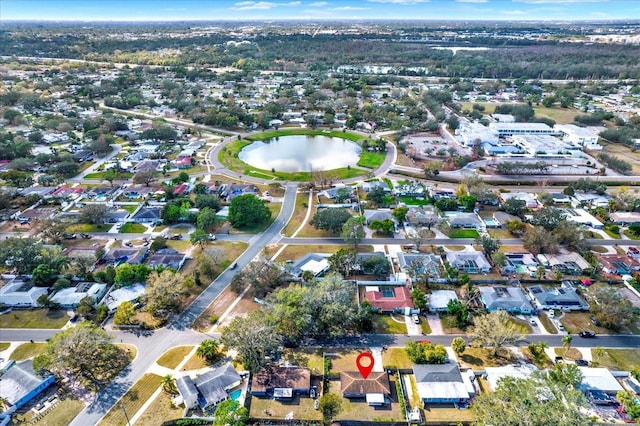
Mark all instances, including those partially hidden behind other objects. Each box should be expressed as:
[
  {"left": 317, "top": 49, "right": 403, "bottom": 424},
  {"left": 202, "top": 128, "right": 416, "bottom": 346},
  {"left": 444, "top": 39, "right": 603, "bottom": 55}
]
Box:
[{"left": 231, "top": 1, "right": 301, "bottom": 10}]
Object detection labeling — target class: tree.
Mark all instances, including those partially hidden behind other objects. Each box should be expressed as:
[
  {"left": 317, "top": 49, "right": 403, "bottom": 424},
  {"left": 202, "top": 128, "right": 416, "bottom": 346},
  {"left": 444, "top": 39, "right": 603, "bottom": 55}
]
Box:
[
  {"left": 451, "top": 337, "right": 466, "bottom": 356},
  {"left": 213, "top": 400, "right": 248, "bottom": 426},
  {"left": 447, "top": 299, "right": 470, "bottom": 328},
  {"left": 361, "top": 255, "right": 391, "bottom": 279},
  {"left": 328, "top": 248, "right": 358, "bottom": 277},
  {"left": 228, "top": 194, "right": 271, "bottom": 228},
  {"left": 369, "top": 218, "right": 395, "bottom": 236},
  {"left": 195, "top": 194, "right": 222, "bottom": 211},
  {"left": 468, "top": 311, "right": 524, "bottom": 357},
  {"left": 142, "top": 270, "right": 185, "bottom": 315},
  {"left": 113, "top": 301, "right": 137, "bottom": 325},
  {"left": 190, "top": 229, "right": 210, "bottom": 247},
  {"left": 411, "top": 288, "right": 427, "bottom": 311},
  {"left": 491, "top": 251, "right": 507, "bottom": 270},
  {"left": 471, "top": 375, "right": 589, "bottom": 426},
  {"left": 132, "top": 169, "right": 157, "bottom": 186},
  {"left": 114, "top": 263, "right": 152, "bottom": 286},
  {"left": 196, "top": 339, "right": 222, "bottom": 364},
  {"left": 405, "top": 341, "right": 447, "bottom": 364},
  {"left": 366, "top": 187, "right": 387, "bottom": 206},
  {"left": 33, "top": 322, "right": 129, "bottom": 390},
  {"left": 341, "top": 216, "right": 365, "bottom": 247},
  {"left": 220, "top": 312, "right": 282, "bottom": 372},
  {"left": 562, "top": 334, "right": 573, "bottom": 357},
  {"left": 161, "top": 374, "right": 178, "bottom": 395},
  {"left": 310, "top": 208, "right": 352, "bottom": 233},
  {"left": 392, "top": 206, "right": 408, "bottom": 223},
  {"left": 408, "top": 227, "right": 433, "bottom": 250},
  {"left": 31, "top": 263, "right": 58, "bottom": 287},
  {"left": 590, "top": 286, "right": 636, "bottom": 331},
  {"left": 522, "top": 226, "right": 558, "bottom": 255},
  {"left": 318, "top": 393, "right": 342, "bottom": 424},
  {"left": 548, "top": 361, "right": 583, "bottom": 388},
  {"left": 35, "top": 218, "right": 68, "bottom": 244},
  {"left": 197, "top": 207, "right": 221, "bottom": 232},
  {"left": 230, "top": 260, "right": 286, "bottom": 298},
  {"left": 79, "top": 204, "right": 111, "bottom": 225},
  {"left": 529, "top": 207, "right": 565, "bottom": 231},
  {"left": 501, "top": 198, "right": 528, "bottom": 217},
  {"left": 446, "top": 114, "right": 460, "bottom": 131},
  {"left": 475, "top": 234, "right": 501, "bottom": 259}
]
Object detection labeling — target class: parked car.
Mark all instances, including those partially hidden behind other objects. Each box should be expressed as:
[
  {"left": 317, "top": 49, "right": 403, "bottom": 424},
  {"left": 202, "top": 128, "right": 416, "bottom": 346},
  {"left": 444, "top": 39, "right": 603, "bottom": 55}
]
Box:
[
  {"left": 575, "top": 359, "right": 589, "bottom": 366},
  {"left": 124, "top": 241, "right": 133, "bottom": 247},
  {"left": 579, "top": 330, "right": 596, "bottom": 338},
  {"left": 548, "top": 310, "right": 555, "bottom": 318},
  {"left": 529, "top": 318, "right": 537, "bottom": 326},
  {"left": 208, "top": 234, "right": 216, "bottom": 241},
  {"left": 170, "top": 234, "right": 182, "bottom": 240},
  {"left": 63, "top": 233, "right": 77, "bottom": 240},
  {"left": 80, "top": 233, "right": 92, "bottom": 239},
  {"left": 590, "top": 315, "right": 601, "bottom": 327},
  {"left": 412, "top": 314, "right": 420, "bottom": 324}
]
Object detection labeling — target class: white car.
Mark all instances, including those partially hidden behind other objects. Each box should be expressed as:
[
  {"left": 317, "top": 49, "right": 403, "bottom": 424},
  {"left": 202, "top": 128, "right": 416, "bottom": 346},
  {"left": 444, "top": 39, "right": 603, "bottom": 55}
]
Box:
[
  {"left": 529, "top": 318, "right": 537, "bottom": 326},
  {"left": 548, "top": 310, "right": 555, "bottom": 318},
  {"left": 412, "top": 314, "right": 420, "bottom": 324}
]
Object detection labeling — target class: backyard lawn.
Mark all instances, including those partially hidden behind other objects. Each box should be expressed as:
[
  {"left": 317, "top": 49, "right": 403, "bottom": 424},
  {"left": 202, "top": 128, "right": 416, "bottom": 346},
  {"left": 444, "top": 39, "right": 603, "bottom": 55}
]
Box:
[
  {"left": 249, "top": 394, "right": 321, "bottom": 421},
  {"left": 327, "top": 379, "right": 404, "bottom": 422},
  {"left": 372, "top": 314, "right": 407, "bottom": 334},
  {"left": 15, "top": 396, "right": 85, "bottom": 426},
  {"left": 533, "top": 106, "right": 580, "bottom": 124},
  {"left": 156, "top": 346, "right": 194, "bottom": 369},
  {"left": 0, "top": 309, "right": 69, "bottom": 329},
  {"left": 98, "top": 374, "right": 163, "bottom": 426},
  {"left": 9, "top": 342, "right": 46, "bottom": 361},
  {"left": 424, "top": 407, "right": 475, "bottom": 425}
]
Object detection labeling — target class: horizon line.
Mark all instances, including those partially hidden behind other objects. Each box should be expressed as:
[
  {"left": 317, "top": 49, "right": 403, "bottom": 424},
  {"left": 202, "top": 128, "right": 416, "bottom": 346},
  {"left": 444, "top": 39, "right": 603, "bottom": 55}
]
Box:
[{"left": 1, "top": 18, "right": 638, "bottom": 23}]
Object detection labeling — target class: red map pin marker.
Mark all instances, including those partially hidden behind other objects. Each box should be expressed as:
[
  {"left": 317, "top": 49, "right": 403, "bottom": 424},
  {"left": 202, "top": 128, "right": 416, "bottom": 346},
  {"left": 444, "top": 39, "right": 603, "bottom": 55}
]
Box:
[{"left": 356, "top": 352, "right": 375, "bottom": 379}]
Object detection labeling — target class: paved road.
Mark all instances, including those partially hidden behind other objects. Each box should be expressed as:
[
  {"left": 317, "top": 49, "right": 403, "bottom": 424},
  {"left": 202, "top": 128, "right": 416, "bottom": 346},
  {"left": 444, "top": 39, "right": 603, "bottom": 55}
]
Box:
[
  {"left": 279, "top": 237, "right": 640, "bottom": 247},
  {"left": 64, "top": 182, "right": 299, "bottom": 426}
]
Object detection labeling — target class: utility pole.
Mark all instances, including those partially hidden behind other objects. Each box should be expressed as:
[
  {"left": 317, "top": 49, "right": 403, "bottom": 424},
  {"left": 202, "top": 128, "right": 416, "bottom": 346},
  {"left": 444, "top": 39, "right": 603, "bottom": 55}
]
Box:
[{"left": 120, "top": 402, "right": 131, "bottom": 426}]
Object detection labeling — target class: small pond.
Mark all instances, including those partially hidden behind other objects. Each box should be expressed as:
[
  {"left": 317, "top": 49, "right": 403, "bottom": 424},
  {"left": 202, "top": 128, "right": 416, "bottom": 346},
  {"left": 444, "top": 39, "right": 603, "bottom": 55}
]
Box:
[{"left": 238, "top": 135, "right": 361, "bottom": 173}]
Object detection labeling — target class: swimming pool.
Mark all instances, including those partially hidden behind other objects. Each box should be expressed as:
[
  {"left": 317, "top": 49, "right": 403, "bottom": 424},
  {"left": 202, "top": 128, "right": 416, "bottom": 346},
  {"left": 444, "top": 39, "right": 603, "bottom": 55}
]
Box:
[
  {"left": 484, "top": 219, "right": 497, "bottom": 227},
  {"left": 229, "top": 389, "right": 242, "bottom": 400}
]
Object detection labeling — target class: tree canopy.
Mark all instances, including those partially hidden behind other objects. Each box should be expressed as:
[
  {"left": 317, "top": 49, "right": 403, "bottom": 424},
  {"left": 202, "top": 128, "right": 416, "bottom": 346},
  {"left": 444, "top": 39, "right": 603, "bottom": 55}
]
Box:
[
  {"left": 228, "top": 194, "right": 271, "bottom": 228},
  {"left": 468, "top": 310, "right": 524, "bottom": 356}
]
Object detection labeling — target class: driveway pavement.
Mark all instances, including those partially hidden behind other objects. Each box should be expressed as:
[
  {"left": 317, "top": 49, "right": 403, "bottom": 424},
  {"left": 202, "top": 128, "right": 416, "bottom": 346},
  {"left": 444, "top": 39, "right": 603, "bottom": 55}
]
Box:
[
  {"left": 426, "top": 314, "right": 444, "bottom": 335},
  {"left": 405, "top": 315, "right": 422, "bottom": 336}
]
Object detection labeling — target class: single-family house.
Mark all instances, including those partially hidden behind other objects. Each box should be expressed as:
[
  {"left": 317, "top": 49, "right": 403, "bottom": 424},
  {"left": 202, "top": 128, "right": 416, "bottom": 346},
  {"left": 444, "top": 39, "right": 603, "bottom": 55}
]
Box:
[
  {"left": 578, "top": 367, "right": 624, "bottom": 396},
  {"left": 364, "top": 209, "right": 396, "bottom": 225},
  {"left": 406, "top": 206, "right": 440, "bottom": 227},
  {"left": 175, "top": 156, "right": 192, "bottom": 169},
  {"left": 0, "top": 360, "right": 55, "bottom": 411},
  {"left": 610, "top": 212, "right": 640, "bottom": 226},
  {"left": 397, "top": 253, "right": 441, "bottom": 278},
  {"left": 393, "top": 182, "right": 425, "bottom": 198},
  {"left": 131, "top": 206, "right": 162, "bottom": 223},
  {"left": 447, "top": 212, "right": 484, "bottom": 229},
  {"left": 251, "top": 365, "right": 311, "bottom": 399},
  {"left": 319, "top": 186, "right": 354, "bottom": 200},
  {"left": 479, "top": 286, "right": 533, "bottom": 314},
  {"left": 176, "top": 376, "right": 199, "bottom": 409},
  {"left": 561, "top": 208, "right": 603, "bottom": 229},
  {"left": 500, "top": 192, "right": 539, "bottom": 209},
  {"left": 502, "top": 252, "right": 539, "bottom": 276},
  {"left": 484, "top": 364, "right": 537, "bottom": 391},
  {"left": 492, "top": 212, "right": 521, "bottom": 228},
  {"left": 549, "top": 193, "right": 572, "bottom": 204},
  {"left": 528, "top": 283, "right": 589, "bottom": 311},
  {"left": 104, "top": 247, "right": 148, "bottom": 265},
  {"left": 105, "top": 209, "right": 130, "bottom": 224},
  {"left": 364, "top": 285, "right": 414, "bottom": 312},
  {"left": 340, "top": 371, "right": 391, "bottom": 406},
  {"left": 133, "top": 159, "right": 160, "bottom": 173},
  {"left": 145, "top": 248, "right": 187, "bottom": 271},
  {"left": 596, "top": 254, "right": 640, "bottom": 276},
  {"left": 49, "top": 282, "right": 107, "bottom": 309},
  {"left": 289, "top": 253, "right": 331, "bottom": 278},
  {"left": 193, "top": 363, "right": 242, "bottom": 409},
  {"left": 446, "top": 251, "right": 491, "bottom": 274},
  {"left": 103, "top": 283, "right": 146, "bottom": 312},
  {"left": 0, "top": 276, "right": 47, "bottom": 308},
  {"left": 361, "top": 180, "right": 391, "bottom": 193},
  {"left": 413, "top": 363, "right": 475, "bottom": 405},
  {"left": 428, "top": 290, "right": 459, "bottom": 313},
  {"left": 571, "top": 193, "right": 610, "bottom": 208},
  {"left": 542, "top": 253, "right": 590, "bottom": 275}
]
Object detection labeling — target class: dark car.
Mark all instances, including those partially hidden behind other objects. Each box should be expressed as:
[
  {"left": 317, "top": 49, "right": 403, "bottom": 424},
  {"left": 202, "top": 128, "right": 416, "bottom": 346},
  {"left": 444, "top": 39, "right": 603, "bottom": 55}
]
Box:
[
  {"left": 170, "top": 234, "right": 182, "bottom": 240},
  {"left": 63, "top": 233, "right": 77, "bottom": 240},
  {"left": 230, "top": 262, "right": 238, "bottom": 269},
  {"left": 80, "top": 233, "right": 92, "bottom": 239},
  {"left": 575, "top": 359, "right": 589, "bottom": 366},
  {"left": 589, "top": 315, "right": 601, "bottom": 327},
  {"left": 579, "top": 330, "right": 596, "bottom": 338}
]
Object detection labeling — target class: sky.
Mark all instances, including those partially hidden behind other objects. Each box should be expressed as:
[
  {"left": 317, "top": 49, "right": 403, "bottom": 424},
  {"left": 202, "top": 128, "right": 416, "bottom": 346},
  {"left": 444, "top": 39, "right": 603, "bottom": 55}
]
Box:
[{"left": 0, "top": 0, "right": 638, "bottom": 22}]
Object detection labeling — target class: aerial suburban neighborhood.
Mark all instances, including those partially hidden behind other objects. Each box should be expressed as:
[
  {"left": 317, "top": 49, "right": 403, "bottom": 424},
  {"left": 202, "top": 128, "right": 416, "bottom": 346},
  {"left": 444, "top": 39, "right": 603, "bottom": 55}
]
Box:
[{"left": 0, "top": 4, "right": 640, "bottom": 426}]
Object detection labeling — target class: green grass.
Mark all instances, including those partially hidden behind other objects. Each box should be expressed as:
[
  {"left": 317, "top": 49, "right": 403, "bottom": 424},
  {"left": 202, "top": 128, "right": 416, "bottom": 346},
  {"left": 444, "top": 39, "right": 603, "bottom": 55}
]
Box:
[
  {"left": 508, "top": 317, "right": 533, "bottom": 334},
  {"left": 119, "top": 204, "right": 139, "bottom": 214},
  {"left": 156, "top": 346, "right": 194, "bottom": 369},
  {"left": 281, "top": 349, "right": 324, "bottom": 375},
  {"left": 98, "top": 374, "right": 163, "bottom": 426},
  {"left": 448, "top": 229, "right": 479, "bottom": 238},
  {"left": 357, "top": 151, "right": 386, "bottom": 169},
  {"left": 220, "top": 130, "right": 374, "bottom": 181},
  {"left": 85, "top": 171, "right": 133, "bottom": 180},
  {"left": 119, "top": 222, "right": 147, "bottom": 233},
  {"left": 458, "top": 347, "right": 516, "bottom": 368},
  {"left": 66, "top": 223, "right": 112, "bottom": 232},
  {"left": 382, "top": 347, "right": 414, "bottom": 369},
  {"left": 0, "top": 309, "right": 69, "bottom": 329},
  {"left": 9, "top": 342, "right": 46, "bottom": 361},
  {"left": 0, "top": 342, "right": 10, "bottom": 351},
  {"left": 538, "top": 312, "right": 558, "bottom": 334},
  {"left": 372, "top": 314, "right": 407, "bottom": 334},
  {"left": 593, "top": 349, "right": 640, "bottom": 371},
  {"left": 603, "top": 229, "right": 621, "bottom": 239},
  {"left": 420, "top": 319, "right": 432, "bottom": 334},
  {"left": 533, "top": 106, "right": 580, "bottom": 125},
  {"left": 623, "top": 230, "right": 640, "bottom": 240},
  {"left": 398, "top": 196, "right": 430, "bottom": 206}
]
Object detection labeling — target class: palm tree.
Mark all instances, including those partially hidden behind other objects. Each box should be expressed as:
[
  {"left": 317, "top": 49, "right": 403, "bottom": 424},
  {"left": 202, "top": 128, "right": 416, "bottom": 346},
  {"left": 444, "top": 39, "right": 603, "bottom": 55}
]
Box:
[
  {"left": 196, "top": 339, "right": 221, "bottom": 364},
  {"left": 162, "top": 374, "right": 177, "bottom": 395},
  {"left": 562, "top": 334, "right": 573, "bottom": 357}
]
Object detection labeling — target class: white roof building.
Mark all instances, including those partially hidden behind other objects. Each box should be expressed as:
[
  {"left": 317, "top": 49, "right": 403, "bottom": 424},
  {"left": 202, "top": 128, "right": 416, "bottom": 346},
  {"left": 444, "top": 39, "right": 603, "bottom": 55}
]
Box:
[
  {"left": 484, "top": 364, "right": 537, "bottom": 391},
  {"left": 50, "top": 282, "right": 107, "bottom": 309},
  {"left": 579, "top": 367, "right": 624, "bottom": 395},
  {"left": 428, "top": 290, "right": 459, "bottom": 312},
  {"left": 555, "top": 124, "right": 602, "bottom": 151},
  {"left": 103, "top": 283, "right": 146, "bottom": 312},
  {"left": 561, "top": 208, "right": 604, "bottom": 229},
  {"left": 513, "top": 134, "right": 581, "bottom": 157},
  {"left": 489, "top": 122, "right": 558, "bottom": 137},
  {"left": 0, "top": 276, "right": 47, "bottom": 307}
]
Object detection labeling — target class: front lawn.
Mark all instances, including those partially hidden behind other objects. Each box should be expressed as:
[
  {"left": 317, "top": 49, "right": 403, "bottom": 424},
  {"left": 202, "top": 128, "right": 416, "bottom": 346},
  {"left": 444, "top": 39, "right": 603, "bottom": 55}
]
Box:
[
  {"left": 382, "top": 347, "right": 414, "bottom": 369},
  {"left": 66, "top": 223, "right": 112, "bottom": 232},
  {"left": 448, "top": 229, "right": 479, "bottom": 238},
  {"left": 593, "top": 349, "right": 640, "bottom": 371},
  {"left": 538, "top": 312, "right": 558, "bottom": 334},
  {"left": 133, "top": 387, "right": 182, "bottom": 426},
  {"left": 623, "top": 229, "right": 640, "bottom": 240},
  {"left": 20, "top": 396, "right": 85, "bottom": 426},
  {"left": 281, "top": 349, "right": 325, "bottom": 375},
  {"left": 0, "top": 342, "right": 10, "bottom": 351},
  {"left": 508, "top": 317, "right": 533, "bottom": 334},
  {"left": 97, "top": 374, "right": 163, "bottom": 426},
  {"left": 425, "top": 407, "right": 475, "bottom": 425},
  {"left": 457, "top": 347, "right": 516, "bottom": 369},
  {"left": 397, "top": 196, "right": 430, "bottom": 206},
  {"left": 439, "top": 314, "right": 466, "bottom": 334},
  {"left": 156, "top": 346, "right": 194, "bottom": 369},
  {"left": 357, "top": 151, "right": 386, "bottom": 169},
  {"left": 0, "top": 309, "right": 69, "bottom": 329},
  {"left": 9, "top": 342, "right": 46, "bottom": 361},
  {"left": 119, "top": 222, "right": 147, "bottom": 233},
  {"left": 558, "top": 311, "right": 609, "bottom": 335},
  {"left": 372, "top": 314, "right": 407, "bottom": 334}
]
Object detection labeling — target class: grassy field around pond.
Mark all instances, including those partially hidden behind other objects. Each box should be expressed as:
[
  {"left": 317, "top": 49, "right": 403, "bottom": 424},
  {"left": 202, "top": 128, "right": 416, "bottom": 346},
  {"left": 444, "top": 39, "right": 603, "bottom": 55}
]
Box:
[{"left": 220, "top": 129, "right": 385, "bottom": 181}]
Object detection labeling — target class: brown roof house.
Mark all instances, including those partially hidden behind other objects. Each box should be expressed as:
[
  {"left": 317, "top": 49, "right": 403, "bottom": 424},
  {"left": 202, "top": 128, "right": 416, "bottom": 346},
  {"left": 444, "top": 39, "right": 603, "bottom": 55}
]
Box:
[
  {"left": 340, "top": 371, "right": 391, "bottom": 406},
  {"left": 251, "top": 365, "right": 311, "bottom": 399}
]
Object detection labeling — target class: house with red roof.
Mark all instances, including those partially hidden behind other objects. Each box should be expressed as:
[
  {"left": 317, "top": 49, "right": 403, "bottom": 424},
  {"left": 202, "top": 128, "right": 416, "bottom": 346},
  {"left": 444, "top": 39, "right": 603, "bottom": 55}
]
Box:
[
  {"left": 176, "top": 156, "right": 192, "bottom": 169},
  {"left": 364, "top": 285, "right": 414, "bottom": 312}
]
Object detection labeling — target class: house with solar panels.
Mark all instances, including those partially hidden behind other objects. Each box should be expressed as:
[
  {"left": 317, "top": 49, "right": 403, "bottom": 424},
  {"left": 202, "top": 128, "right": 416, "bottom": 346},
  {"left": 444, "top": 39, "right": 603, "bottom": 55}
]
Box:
[{"left": 528, "top": 282, "right": 589, "bottom": 311}]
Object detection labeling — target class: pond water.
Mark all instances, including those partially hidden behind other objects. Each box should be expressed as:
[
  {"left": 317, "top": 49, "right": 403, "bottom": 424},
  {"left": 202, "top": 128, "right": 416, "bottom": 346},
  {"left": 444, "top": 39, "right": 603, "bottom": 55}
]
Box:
[{"left": 238, "top": 135, "right": 361, "bottom": 173}]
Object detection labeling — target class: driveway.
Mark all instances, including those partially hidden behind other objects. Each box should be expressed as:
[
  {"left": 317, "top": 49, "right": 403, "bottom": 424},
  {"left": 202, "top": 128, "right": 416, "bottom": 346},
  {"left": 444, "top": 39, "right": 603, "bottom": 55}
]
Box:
[
  {"left": 426, "top": 314, "right": 444, "bottom": 335},
  {"left": 405, "top": 315, "right": 421, "bottom": 336}
]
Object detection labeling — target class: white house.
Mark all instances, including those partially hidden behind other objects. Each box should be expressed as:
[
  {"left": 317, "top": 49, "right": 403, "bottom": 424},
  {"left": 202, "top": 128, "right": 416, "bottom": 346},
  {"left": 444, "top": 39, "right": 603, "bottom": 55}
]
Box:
[{"left": 0, "top": 276, "right": 48, "bottom": 307}]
